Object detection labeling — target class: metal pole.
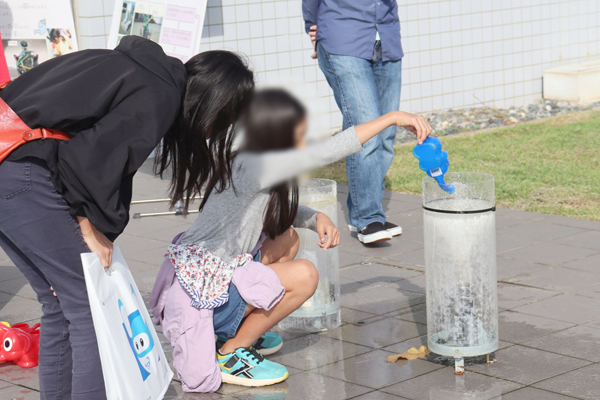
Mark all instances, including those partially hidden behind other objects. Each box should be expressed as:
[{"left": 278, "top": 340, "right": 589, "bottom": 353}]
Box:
[
  {"left": 131, "top": 196, "right": 203, "bottom": 205},
  {"left": 131, "top": 196, "right": 203, "bottom": 218}
]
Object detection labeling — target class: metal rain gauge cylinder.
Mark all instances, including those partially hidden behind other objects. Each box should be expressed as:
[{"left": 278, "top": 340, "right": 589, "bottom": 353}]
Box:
[
  {"left": 423, "top": 172, "right": 499, "bottom": 374},
  {"left": 278, "top": 179, "right": 341, "bottom": 332}
]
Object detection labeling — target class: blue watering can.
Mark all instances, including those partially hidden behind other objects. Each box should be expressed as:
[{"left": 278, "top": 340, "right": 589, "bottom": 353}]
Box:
[{"left": 413, "top": 137, "right": 455, "bottom": 194}]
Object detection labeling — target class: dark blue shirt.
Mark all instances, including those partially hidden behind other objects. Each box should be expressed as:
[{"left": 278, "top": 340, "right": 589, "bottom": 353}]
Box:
[{"left": 302, "top": 0, "right": 403, "bottom": 62}]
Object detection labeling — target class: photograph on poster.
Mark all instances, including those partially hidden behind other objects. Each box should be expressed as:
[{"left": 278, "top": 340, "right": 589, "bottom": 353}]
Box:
[
  {"left": 119, "top": 1, "right": 136, "bottom": 35},
  {"left": 108, "top": 0, "right": 206, "bottom": 62},
  {"left": 132, "top": 13, "right": 162, "bottom": 42},
  {"left": 46, "top": 28, "right": 74, "bottom": 57},
  {"left": 2, "top": 39, "right": 43, "bottom": 76}
]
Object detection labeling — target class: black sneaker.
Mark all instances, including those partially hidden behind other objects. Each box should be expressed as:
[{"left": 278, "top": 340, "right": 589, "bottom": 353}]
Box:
[
  {"left": 349, "top": 221, "right": 402, "bottom": 237},
  {"left": 383, "top": 221, "right": 403, "bottom": 237},
  {"left": 357, "top": 222, "right": 392, "bottom": 243}
]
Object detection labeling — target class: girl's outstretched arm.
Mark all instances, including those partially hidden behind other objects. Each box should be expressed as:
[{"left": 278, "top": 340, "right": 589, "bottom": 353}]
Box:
[
  {"left": 355, "top": 111, "right": 432, "bottom": 145},
  {"left": 237, "top": 111, "right": 432, "bottom": 190}
]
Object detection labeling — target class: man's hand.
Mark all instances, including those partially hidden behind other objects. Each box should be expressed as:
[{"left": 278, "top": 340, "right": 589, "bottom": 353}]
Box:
[
  {"left": 77, "top": 216, "right": 114, "bottom": 268},
  {"left": 315, "top": 213, "right": 340, "bottom": 250},
  {"left": 309, "top": 25, "right": 317, "bottom": 59}
]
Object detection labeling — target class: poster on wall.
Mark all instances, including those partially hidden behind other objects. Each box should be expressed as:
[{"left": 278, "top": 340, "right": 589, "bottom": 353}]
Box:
[
  {"left": 0, "top": 0, "right": 78, "bottom": 78},
  {"left": 107, "top": 0, "right": 207, "bottom": 63}
]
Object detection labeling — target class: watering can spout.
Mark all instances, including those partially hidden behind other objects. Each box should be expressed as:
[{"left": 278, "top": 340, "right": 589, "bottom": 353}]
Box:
[
  {"left": 413, "top": 137, "right": 455, "bottom": 194},
  {"left": 434, "top": 175, "right": 456, "bottom": 194}
]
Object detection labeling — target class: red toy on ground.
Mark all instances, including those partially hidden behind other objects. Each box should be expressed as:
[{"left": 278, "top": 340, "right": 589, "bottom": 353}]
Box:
[{"left": 0, "top": 323, "right": 40, "bottom": 368}]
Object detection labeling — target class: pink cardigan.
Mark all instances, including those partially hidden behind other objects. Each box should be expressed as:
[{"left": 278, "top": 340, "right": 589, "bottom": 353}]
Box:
[{"left": 150, "top": 233, "right": 285, "bottom": 392}]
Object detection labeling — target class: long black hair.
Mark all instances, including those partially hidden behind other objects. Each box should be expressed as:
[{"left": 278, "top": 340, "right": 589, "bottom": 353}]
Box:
[
  {"left": 154, "top": 50, "right": 254, "bottom": 212},
  {"left": 243, "top": 89, "right": 306, "bottom": 239}
]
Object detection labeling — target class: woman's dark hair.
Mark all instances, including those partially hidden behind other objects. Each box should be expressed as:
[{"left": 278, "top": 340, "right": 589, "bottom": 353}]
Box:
[
  {"left": 155, "top": 50, "right": 254, "bottom": 212},
  {"left": 243, "top": 89, "right": 307, "bottom": 239}
]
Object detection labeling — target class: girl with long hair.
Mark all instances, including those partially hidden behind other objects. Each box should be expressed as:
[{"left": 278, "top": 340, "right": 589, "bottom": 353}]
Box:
[
  {"left": 0, "top": 36, "right": 254, "bottom": 399},
  {"left": 151, "top": 89, "right": 432, "bottom": 392}
]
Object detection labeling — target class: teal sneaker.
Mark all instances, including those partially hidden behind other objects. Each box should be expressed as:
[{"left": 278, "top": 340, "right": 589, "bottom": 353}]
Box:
[
  {"left": 217, "top": 347, "right": 289, "bottom": 387},
  {"left": 217, "top": 331, "right": 283, "bottom": 356},
  {"left": 253, "top": 332, "right": 283, "bottom": 356}
]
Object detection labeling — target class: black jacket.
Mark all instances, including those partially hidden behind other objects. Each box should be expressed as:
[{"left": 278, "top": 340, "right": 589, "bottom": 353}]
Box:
[{"left": 2, "top": 36, "right": 187, "bottom": 240}]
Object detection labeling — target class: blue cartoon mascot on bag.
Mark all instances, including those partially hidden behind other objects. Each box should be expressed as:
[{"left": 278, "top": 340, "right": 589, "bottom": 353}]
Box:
[{"left": 118, "top": 285, "right": 155, "bottom": 381}]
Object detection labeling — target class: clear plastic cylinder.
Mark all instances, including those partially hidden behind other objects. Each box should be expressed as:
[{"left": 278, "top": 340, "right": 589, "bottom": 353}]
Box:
[
  {"left": 423, "top": 172, "right": 498, "bottom": 358},
  {"left": 278, "top": 179, "right": 341, "bottom": 332}
]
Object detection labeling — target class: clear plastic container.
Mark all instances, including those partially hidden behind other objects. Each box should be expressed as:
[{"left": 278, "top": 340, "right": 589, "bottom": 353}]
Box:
[
  {"left": 423, "top": 172, "right": 499, "bottom": 359},
  {"left": 278, "top": 179, "right": 341, "bottom": 332}
]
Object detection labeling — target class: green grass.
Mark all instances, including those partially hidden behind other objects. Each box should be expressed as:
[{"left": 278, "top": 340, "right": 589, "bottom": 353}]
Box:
[{"left": 313, "top": 111, "right": 600, "bottom": 221}]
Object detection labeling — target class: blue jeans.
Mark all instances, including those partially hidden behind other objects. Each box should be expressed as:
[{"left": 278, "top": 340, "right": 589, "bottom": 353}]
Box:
[
  {"left": 317, "top": 41, "right": 402, "bottom": 230},
  {"left": 0, "top": 159, "right": 106, "bottom": 400}
]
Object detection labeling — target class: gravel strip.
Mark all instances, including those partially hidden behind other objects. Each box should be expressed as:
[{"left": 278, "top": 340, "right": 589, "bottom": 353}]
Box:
[{"left": 396, "top": 99, "right": 600, "bottom": 144}]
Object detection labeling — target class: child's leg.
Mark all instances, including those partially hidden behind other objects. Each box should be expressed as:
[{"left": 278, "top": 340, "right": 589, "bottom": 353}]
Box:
[{"left": 220, "top": 228, "right": 318, "bottom": 353}]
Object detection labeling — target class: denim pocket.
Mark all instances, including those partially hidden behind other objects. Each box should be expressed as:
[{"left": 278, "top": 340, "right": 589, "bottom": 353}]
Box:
[{"left": 0, "top": 161, "right": 31, "bottom": 200}]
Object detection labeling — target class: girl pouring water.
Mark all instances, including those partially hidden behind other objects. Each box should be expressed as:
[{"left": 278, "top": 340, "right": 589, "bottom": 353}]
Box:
[{"left": 150, "top": 89, "right": 432, "bottom": 392}]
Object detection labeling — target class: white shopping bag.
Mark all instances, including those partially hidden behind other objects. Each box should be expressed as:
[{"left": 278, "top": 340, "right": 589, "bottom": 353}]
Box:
[{"left": 82, "top": 247, "right": 173, "bottom": 400}]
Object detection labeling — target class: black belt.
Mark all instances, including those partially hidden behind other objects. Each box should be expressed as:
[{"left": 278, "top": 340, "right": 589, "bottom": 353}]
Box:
[{"left": 422, "top": 205, "right": 496, "bottom": 215}]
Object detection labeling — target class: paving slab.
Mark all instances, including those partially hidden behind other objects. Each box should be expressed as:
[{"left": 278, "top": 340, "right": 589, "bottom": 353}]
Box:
[
  {"left": 340, "top": 263, "right": 422, "bottom": 285},
  {"left": 0, "top": 265, "right": 24, "bottom": 282},
  {"left": 3, "top": 169, "right": 600, "bottom": 399},
  {"left": 497, "top": 221, "right": 587, "bottom": 242},
  {"left": 468, "top": 345, "right": 590, "bottom": 385},
  {"left": 340, "top": 307, "right": 377, "bottom": 324},
  {"left": 351, "top": 391, "right": 410, "bottom": 400},
  {"left": 341, "top": 284, "right": 425, "bottom": 315},
  {"left": 236, "top": 371, "right": 372, "bottom": 400},
  {"left": 0, "top": 296, "right": 43, "bottom": 323},
  {"left": 0, "top": 364, "right": 40, "bottom": 390},
  {"left": 0, "top": 379, "right": 12, "bottom": 390},
  {"left": 0, "top": 277, "right": 37, "bottom": 301},
  {"left": 573, "top": 283, "right": 600, "bottom": 299},
  {"left": 537, "top": 215, "right": 600, "bottom": 231},
  {"left": 0, "top": 385, "right": 40, "bottom": 400},
  {"left": 562, "top": 253, "right": 600, "bottom": 273},
  {"left": 388, "top": 226, "right": 424, "bottom": 244},
  {"left": 386, "top": 248, "right": 425, "bottom": 267},
  {"left": 496, "top": 232, "right": 535, "bottom": 254},
  {"left": 339, "top": 250, "right": 370, "bottom": 268},
  {"left": 552, "top": 230, "right": 600, "bottom": 251},
  {"left": 340, "top": 239, "right": 420, "bottom": 259},
  {"left": 523, "top": 323, "right": 600, "bottom": 362},
  {"left": 496, "top": 257, "right": 550, "bottom": 281},
  {"left": 322, "top": 316, "right": 425, "bottom": 348},
  {"left": 268, "top": 334, "right": 372, "bottom": 371},
  {"left": 512, "top": 293, "right": 600, "bottom": 324},
  {"left": 496, "top": 283, "right": 559, "bottom": 310},
  {"left": 384, "top": 303, "right": 427, "bottom": 325},
  {"left": 381, "top": 367, "right": 523, "bottom": 399},
  {"left": 533, "top": 363, "right": 600, "bottom": 400},
  {"left": 492, "top": 387, "right": 579, "bottom": 400},
  {"left": 503, "top": 266, "right": 600, "bottom": 291},
  {"left": 313, "top": 349, "right": 442, "bottom": 390},
  {"left": 386, "top": 274, "right": 426, "bottom": 295},
  {"left": 501, "top": 242, "right": 598, "bottom": 266},
  {"left": 498, "top": 311, "right": 575, "bottom": 343}
]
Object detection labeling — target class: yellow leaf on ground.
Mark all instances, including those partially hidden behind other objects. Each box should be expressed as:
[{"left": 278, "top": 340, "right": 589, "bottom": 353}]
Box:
[{"left": 386, "top": 346, "right": 431, "bottom": 362}]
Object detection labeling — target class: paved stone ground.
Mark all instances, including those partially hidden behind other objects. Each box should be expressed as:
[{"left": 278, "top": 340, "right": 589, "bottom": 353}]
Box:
[{"left": 1, "top": 166, "right": 600, "bottom": 400}]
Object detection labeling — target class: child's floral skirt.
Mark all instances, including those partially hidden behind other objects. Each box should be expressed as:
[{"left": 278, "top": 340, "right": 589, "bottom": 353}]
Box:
[{"left": 167, "top": 244, "right": 253, "bottom": 309}]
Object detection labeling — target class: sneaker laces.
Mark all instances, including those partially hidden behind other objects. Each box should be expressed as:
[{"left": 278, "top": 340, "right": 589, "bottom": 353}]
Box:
[{"left": 241, "top": 346, "right": 265, "bottom": 364}]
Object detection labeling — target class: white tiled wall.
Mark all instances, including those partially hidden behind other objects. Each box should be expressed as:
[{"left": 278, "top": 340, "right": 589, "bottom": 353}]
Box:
[
  {"left": 74, "top": 0, "right": 115, "bottom": 49},
  {"left": 76, "top": 0, "right": 600, "bottom": 134}
]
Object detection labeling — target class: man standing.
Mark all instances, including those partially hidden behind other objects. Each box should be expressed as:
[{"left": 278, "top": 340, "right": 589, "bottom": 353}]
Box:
[{"left": 303, "top": 0, "right": 404, "bottom": 244}]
